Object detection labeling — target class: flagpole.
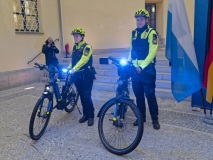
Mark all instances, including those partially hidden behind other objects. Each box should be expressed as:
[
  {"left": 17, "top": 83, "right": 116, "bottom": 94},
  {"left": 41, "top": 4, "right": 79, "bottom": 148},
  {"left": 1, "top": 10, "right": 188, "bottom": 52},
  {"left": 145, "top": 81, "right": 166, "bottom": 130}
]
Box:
[
  {"left": 200, "top": 88, "right": 207, "bottom": 114},
  {"left": 210, "top": 100, "right": 212, "bottom": 115},
  {"left": 202, "top": 94, "right": 213, "bottom": 125}
]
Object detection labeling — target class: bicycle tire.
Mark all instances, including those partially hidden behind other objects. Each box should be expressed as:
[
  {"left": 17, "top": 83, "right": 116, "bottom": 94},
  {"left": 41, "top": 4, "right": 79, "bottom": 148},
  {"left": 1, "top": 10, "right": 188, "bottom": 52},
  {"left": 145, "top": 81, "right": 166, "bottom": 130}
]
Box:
[
  {"left": 98, "top": 98, "right": 143, "bottom": 155},
  {"left": 64, "top": 87, "right": 79, "bottom": 113},
  {"left": 29, "top": 95, "right": 52, "bottom": 140},
  {"left": 64, "top": 93, "right": 79, "bottom": 113}
]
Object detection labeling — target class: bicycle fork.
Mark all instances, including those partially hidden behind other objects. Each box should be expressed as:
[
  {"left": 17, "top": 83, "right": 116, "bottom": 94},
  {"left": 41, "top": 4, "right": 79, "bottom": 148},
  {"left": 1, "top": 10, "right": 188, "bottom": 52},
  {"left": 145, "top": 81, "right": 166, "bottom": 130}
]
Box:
[
  {"left": 37, "top": 99, "right": 53, "bottom": 118},
  {"left": 112, "top": 102, "right": 126, "bottom": 128},
  {"left": 113, "top": 103, "right": 126, "bottom": 119}
]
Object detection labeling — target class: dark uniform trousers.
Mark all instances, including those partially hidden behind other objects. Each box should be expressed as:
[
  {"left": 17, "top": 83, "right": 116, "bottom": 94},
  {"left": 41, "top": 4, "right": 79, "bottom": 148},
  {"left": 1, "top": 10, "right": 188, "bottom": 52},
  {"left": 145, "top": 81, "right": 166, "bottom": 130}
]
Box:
[
  {"left": 74, "top": 72, "right": 95, "bottom": 119},
  {"left": 132, "top": 63, "right": 159, "bottom": 121}
]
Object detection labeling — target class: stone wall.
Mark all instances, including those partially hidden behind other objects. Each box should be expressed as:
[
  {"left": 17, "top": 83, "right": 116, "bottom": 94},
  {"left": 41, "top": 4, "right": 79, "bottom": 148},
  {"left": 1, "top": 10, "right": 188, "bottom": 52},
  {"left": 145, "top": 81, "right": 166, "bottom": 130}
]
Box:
[{"left": 0, "top": 68, "right": 41, "bottom": 91}]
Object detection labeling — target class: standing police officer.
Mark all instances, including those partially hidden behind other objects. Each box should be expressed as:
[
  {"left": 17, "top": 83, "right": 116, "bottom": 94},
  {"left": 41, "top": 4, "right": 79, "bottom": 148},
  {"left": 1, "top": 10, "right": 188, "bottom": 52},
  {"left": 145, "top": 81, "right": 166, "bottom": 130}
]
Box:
[
  {"left": 68, "top": 28, "right": 96, "bottom": 126},
  {"left": 130, "top": 9, "right": 160, "bottom": 129}
]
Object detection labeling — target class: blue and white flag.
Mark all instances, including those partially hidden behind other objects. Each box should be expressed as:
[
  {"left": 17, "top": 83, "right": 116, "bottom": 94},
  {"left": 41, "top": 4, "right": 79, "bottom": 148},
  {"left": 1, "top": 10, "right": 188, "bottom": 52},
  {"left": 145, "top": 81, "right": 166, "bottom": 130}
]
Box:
[{"left": 165, "top": 0, "right": 201, "bottom": 102}]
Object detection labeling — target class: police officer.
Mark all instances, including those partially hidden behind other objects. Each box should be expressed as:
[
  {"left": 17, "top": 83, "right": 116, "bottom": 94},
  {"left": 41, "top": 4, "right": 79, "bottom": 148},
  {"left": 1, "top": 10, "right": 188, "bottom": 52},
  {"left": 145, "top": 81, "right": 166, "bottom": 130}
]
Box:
[
  {"left": 130, "top": 9, "right": 160, "bottom": 129},
  {"left": 68, "top": 28, "right": 96, "bottom": 126},
  {"left": 42, "top": 37, "right": 62, "bottom": 79}
]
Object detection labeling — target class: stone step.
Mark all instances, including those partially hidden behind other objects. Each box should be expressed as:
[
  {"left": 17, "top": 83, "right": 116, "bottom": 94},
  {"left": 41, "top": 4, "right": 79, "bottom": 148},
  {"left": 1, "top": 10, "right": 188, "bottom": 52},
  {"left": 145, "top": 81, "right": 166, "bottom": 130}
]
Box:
[
  {"left": 52, "top": 49, "right": 175, "bottom": 100},
  {"left": 57, "top": 49, "right": 169, "bottom": 64},
  {"left": 95, "top": 69, "right": 171, "bottom": 80},
  {"left": 57, "top": 57, "right": 170, "bottom": 66},
  {"left": 92, "top": 64, "right": 171, "bottom": 73},
  {"left": 40, "top": 73, "right": 171, "bottom": 90},
  {"left": 57, "top": 62, "right": 171, "bottom": 74},
  {"left": 40, "top": 73, "right": 190, "bottom": 101},
  {"left": 39, "top": 77, "right": 189, "bottom": 101},
  {"left": 93, "top": 82, "right": 174, "bottom": 99},
  {"left": 95, "top": 75, "right": 171, "bottom": 89}
]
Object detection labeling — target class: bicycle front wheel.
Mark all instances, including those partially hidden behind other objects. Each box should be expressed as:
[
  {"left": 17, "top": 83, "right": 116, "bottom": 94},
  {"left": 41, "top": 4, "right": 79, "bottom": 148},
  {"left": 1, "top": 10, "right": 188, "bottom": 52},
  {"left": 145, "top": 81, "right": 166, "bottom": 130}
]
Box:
[
  {"left": 98, "top": 98, "right": 143, "bottom": 155},
  {"left": 29, "top": 95, "right": 52, "bottom": 140}
]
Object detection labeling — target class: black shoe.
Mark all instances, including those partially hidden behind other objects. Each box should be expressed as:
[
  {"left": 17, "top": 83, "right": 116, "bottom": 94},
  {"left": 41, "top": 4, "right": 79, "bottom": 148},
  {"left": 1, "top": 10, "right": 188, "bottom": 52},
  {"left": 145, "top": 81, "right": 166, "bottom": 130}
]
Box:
[
  {"left": 88, "top": 118, "right": 94, "bottom": 126},
  {"left": 133, "top": 119, "right": 146, "bottom": 126},
  {"left": 79, "top": 116, "right": 88, "bottom": 123},
  {"left": 133, "top": 120, "right": 138, "bottom": 126},
  {"left": 152, "top": 120, "right": 160, "bottom": 130}
]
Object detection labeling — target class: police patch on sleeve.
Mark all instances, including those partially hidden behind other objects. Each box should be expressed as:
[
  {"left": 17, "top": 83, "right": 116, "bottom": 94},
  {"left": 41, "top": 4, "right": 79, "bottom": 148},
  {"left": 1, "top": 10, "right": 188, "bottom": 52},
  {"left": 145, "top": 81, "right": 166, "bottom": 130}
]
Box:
[
  {"left": 84, "top": 47, "right": 90, "bottom": 56},
  {"left": 152, "top": 34, "right": 158, "bottom": 44}
]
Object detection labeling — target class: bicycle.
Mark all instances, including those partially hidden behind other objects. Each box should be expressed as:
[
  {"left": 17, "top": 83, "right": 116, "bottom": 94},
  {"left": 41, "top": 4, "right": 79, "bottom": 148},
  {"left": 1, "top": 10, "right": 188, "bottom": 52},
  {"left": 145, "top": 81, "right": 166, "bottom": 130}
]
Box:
[
  {"left": 29, "top": 63, "right": 80, "bottom": 140},
  {"left": 97, "top": 57, "right": 144, "bottom": 155}
]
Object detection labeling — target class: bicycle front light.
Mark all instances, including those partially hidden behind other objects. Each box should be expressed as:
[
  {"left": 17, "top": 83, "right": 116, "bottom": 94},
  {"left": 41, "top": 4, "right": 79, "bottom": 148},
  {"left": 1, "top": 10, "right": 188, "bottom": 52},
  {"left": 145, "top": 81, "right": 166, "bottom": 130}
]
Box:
[
  {"left": 46, "top": 86, "right": 50, "bottom": 90},
  {"left": 44, "top": 85, "right": 53, "bottom": 92},
  {"left": 62, "top": 68, "right": 68, "bottom": 73},
  {"left": 119, "top": 59, "right": 128, "bottom": 66}
]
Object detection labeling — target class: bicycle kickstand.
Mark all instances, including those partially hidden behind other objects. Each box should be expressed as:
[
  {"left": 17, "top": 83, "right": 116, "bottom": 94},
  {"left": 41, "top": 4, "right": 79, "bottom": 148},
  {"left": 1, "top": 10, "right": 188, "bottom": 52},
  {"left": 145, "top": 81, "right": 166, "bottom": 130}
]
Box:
[{"left": 76, "top": 104, "right": 82, "bottom": 115}]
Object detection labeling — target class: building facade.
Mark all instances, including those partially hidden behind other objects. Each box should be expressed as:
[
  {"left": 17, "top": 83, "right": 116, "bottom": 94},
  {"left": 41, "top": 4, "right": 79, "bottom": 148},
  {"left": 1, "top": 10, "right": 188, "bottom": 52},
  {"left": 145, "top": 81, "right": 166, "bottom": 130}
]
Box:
[{"left": 0, "top": 0, "right": 194, "bottom": 89}]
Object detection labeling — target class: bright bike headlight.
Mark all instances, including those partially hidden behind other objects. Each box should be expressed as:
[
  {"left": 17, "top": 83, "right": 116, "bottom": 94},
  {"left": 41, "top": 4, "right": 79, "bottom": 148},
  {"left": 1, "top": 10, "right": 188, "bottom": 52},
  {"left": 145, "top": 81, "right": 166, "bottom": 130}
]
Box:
[
  {"left": 46, "top": 86, "right": 50, "bottom": 90},
  {"left": 119, "top": 59, "right": 128, "bottom": 66},
  {"left": 44, "top": 85, "right": 53, "bottom": 92},
  {"left": 62, "top": 68, "right": 68, "bottom": 73}
]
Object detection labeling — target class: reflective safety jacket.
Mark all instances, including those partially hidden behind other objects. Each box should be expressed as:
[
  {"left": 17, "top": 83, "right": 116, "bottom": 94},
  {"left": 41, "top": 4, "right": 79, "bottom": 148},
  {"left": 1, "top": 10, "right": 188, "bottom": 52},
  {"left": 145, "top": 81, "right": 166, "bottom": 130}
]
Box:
[
  {"left": 68, "top": 41, "right": 93, "bottom": 71},
  {"left": 130, "top": 25, "right": 158, "bottom": 69}
]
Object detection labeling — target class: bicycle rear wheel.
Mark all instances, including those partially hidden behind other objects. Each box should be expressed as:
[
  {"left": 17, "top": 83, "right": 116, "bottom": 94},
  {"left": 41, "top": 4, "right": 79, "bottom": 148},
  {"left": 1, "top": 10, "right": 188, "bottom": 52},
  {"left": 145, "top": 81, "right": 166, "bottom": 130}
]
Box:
[
  {"left": 29, "top": 95, "right": 52, "bottom": 140},
  {"left": 64, "top": 85, "right": 79, "bottom": 113},
  {"left": 98, "top": 98, "right": 143, "bottom": 155}
]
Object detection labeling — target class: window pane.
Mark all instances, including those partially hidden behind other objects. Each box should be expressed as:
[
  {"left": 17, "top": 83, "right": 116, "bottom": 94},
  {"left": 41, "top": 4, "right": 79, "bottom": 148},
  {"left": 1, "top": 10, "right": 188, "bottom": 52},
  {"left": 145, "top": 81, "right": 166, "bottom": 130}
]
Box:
[
  {"left": 25, "top": 1, "right": 36, "bottom": 15},
  {"left": 12, "top": 0, "right": 22, "bottom": 13},
  {"left": 16, "top": 15, "right": 24, "bottom": 30},
  {"left": 26, "top": 16, "right": 38, "bottom": 31}
]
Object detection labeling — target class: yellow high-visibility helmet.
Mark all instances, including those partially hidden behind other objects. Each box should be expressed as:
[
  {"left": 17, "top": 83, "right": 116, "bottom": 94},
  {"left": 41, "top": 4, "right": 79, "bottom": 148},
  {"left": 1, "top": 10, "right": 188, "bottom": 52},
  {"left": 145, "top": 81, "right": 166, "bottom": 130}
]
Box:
[
  {"left": 71, "top": 28, "right": 85, "bottom": 36},
  {"left": 134, "top": 9, "right": 150, "bottom": 18}
]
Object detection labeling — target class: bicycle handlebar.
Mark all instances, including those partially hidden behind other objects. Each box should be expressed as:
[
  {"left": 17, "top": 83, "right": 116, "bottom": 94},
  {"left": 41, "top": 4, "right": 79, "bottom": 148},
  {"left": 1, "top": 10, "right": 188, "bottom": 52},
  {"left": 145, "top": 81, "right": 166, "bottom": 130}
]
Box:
[
  {"left": 109, "top": 56, "right": 120, "bottom": 64},
  {"left": 109, "top": 56, "right": 133, "bottom": 67},
  {"left": 34, "top": 63, "right": 47, "bottom": 71}
]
